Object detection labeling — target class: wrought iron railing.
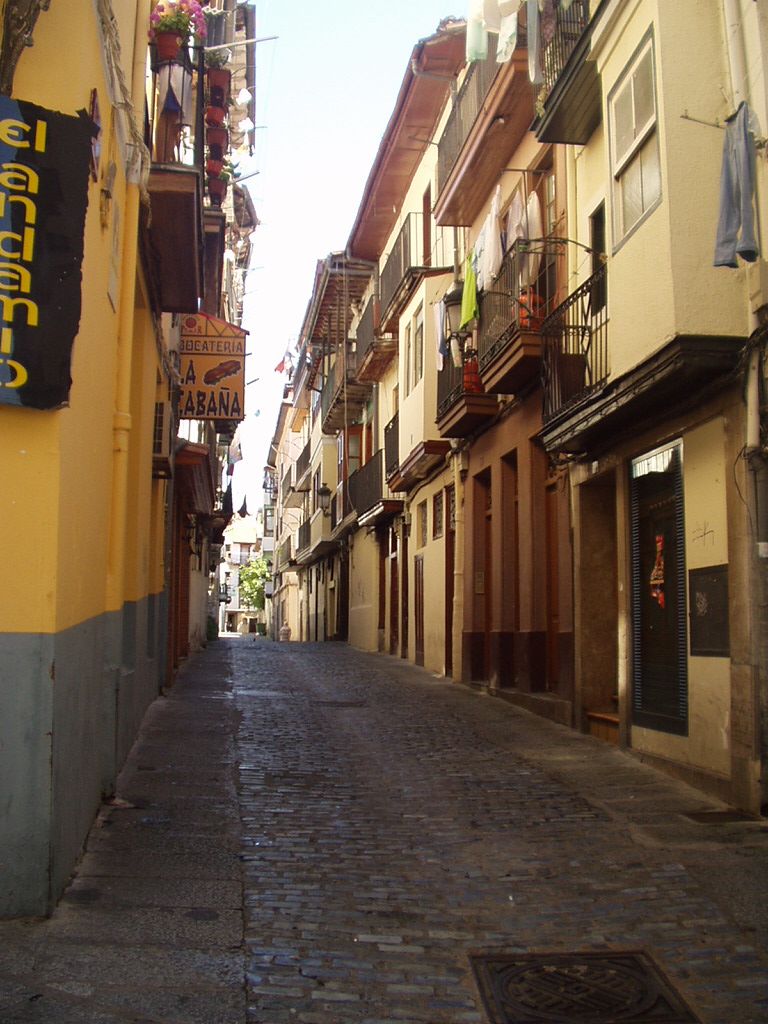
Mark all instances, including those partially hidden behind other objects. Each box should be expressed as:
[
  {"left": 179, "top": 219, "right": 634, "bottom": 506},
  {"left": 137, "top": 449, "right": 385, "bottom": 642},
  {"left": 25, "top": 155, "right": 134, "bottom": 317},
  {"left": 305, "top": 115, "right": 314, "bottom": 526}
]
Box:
[
  {"left": 148, "top": 44, "right": 205, "bottom": 167},
  {"left": 347, "top": 450, "right": 384, "bottom": 517},
  {"left": 295, "top": 438, "right": 311, "bottom": 483},
  {"left": 297, "top": 519, "right": 311, "bottom": 552},
  {"left": 380, "top": 214, "right": 451, "bottom": 319},
  {"left": 330, "top": 481, "right": 353, "bottom": 530},
  {"left": 320, "top": 344, "right": 359, "bottom": 423},
  {"left": 280, "top": 467, "right": 292, "bottom": 504},
  {"left": 539, "top": 0, "right": 590, "bottom": 98},
  {"left": 436, "top": 353, "right": 466, "bottom": 420},
  {"left": 542, "top": 264, "right": 608, "bottom": 422},
  {"left": 477, "top": 237, "right": 566, "bottom": 372},
  {"left": 356, "top": 295, "right": 377, "bottom": 367},
  {"left": 384, "top": 413, "right": 399, "bottom": 480},
  {"left": 277, "top": 536, "right": 292, "bottom": 569}
]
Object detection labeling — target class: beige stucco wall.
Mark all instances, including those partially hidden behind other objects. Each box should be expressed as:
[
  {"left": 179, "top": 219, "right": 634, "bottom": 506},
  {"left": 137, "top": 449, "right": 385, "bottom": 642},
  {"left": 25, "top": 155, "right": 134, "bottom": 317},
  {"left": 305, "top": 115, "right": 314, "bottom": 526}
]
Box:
[
  {"left": 348, "top": 529, "right": 380, "bottom": 652},
  {"left": 631, "top": 417, "right": 731, "bottom": 776}
]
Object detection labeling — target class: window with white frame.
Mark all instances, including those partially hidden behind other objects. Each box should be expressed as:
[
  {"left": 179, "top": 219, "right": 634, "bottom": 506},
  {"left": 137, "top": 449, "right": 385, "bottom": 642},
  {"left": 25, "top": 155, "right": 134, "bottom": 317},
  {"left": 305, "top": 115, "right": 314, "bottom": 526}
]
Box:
[
  {"left": 609, "top": 35, "right": 661, "bottom": 244},
  {"left": 413, "top": 304, "right": 424, "bottom": 386}
]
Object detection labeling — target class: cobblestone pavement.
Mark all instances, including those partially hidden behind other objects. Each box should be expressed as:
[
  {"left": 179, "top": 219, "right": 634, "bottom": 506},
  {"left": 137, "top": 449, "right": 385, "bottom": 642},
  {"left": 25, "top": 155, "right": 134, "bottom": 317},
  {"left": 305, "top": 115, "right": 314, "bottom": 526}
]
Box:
[
  {"left": 0, "top": 636, "right": 766, "bottom": 1024},
  {"left": 233, "top": 639, "right": 768, "bottom": 1024}
]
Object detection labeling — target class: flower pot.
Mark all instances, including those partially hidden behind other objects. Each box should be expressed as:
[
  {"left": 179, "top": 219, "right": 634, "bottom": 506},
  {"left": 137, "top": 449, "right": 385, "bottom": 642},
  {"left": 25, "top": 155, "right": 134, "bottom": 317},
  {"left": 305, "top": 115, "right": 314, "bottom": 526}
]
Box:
[
  {"left": 205, "top": 105, "right": 226, "bottom": 128},
  {"left": 206, "top": 67, "right": 231, "bottom": 108},
  {"left": 206, "top": 126, "right": 229, "bottom": 160},
  {"left": 154, "top": 31, "right": 186, "bottom": 62},
  {"left": 518, "top": 288, "right": 544, "bottom": 331},
  {"left": 206, "top": 158, "right": 224, "bottom": 177},
  {"left": 207, "top": 176, "right": 228, "bottom": 207},
  {"left": 462, "top": 355, "right": 482, "bottom": 394}
]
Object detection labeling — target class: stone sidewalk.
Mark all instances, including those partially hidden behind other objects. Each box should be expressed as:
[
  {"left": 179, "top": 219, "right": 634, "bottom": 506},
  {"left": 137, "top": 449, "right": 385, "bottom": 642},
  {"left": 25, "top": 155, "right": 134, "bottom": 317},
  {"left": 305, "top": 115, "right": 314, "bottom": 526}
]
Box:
[{"left": 0, "top": 636, "right": 767, "bottom": 1023}]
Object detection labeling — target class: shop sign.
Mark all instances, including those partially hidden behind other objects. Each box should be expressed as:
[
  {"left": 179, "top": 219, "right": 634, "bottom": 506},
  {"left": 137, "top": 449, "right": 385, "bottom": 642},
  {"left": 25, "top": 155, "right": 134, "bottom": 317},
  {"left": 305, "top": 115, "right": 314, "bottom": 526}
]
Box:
[
  {"left": 179, "top": 313, "right": 246, "bottom": 420},
  {"left": 0, "top": 95, "right": 94, "bottom": 409}
]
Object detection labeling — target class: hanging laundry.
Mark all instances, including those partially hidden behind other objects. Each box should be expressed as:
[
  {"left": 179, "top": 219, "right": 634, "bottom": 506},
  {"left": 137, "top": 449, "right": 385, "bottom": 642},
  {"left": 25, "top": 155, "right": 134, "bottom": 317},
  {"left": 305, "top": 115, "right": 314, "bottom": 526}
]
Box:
[
  {"left": 466, "top": 0, "right": 488, "bottom": 61},
  {"left": 483, "top": 0, "right": 501, "bottom": 32},
  {"left": 540, "top": 0, "right": 557, "bottom": 47},
  {"left": 480, "top": 185, "right": 504, "bottom": 286},
  {"left": 497, "top": 10, "right": 519, "bottom": 63},
  {"left": 505, "top": 191, "right": 526, "bottom": 253},
  {"left": 451, "top": 335, "right": 463, "bottom": 369},
  {"left": 460, "top": 251, "right": 479, "bottom": 329},
  {"left": 714, "top": 101, "right": 760, "bottom": 267},
  {"left": 473, "top": 225, "right": 488, "bottom": 290},
  {"left": 527, "top": 0, "right": 543, "bottom": 84},
  {"left": 520, "top": 190, "right": 543, "bottom": 287},
  {"left": 435, "top": 299, "right": 448, "bottom": 371}
]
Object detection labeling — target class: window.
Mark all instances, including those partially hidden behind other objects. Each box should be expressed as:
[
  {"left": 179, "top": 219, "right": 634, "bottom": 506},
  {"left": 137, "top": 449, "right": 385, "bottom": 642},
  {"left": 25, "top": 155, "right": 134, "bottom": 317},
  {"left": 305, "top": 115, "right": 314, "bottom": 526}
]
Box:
[
  {"left": 413, "top": 304, "right": 424, "bottom": 386},
  {"left": 404, "top": 323, "right": 412, "bottom": 396},
  {"left": 418, "top": 500, "right": 427, "bottom": 547},
  {"left": 609, "top": 36, "right": 661, "bottom": 243},
  {"left": 433, "top": 491, "right": 443, "bottom": 539},
  {"left": 590, "top": 202, "right": 607, "bottom": 313}
]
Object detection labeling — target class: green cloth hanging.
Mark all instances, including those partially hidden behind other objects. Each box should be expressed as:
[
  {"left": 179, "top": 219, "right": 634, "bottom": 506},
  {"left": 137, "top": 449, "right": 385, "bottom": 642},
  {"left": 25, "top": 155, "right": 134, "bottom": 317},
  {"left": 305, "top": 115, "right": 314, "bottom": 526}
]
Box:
[{"left": 460, "top": 251, "right": 479, "bottom": 329}]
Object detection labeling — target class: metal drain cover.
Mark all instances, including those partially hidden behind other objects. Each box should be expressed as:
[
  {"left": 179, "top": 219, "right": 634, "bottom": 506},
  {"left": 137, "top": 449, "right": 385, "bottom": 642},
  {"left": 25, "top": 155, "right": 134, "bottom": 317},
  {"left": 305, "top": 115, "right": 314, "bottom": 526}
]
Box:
[{"left": 470, "top": 951, "right": 700, "bottom": 1023}]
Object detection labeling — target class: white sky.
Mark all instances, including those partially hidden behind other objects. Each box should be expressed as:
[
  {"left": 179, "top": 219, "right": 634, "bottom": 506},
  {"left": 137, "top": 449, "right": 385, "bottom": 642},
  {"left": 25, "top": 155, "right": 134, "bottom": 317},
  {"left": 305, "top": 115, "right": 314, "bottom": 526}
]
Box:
[{"left": 232, "top": 0, "right": 461, "bottom": 513}]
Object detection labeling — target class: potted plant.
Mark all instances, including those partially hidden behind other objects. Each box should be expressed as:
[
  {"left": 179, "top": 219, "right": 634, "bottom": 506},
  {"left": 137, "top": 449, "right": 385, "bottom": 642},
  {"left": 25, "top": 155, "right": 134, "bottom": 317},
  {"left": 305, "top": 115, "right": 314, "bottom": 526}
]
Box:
[
  {"left": 205, "top": 103, "right": 227, "bottom": 128},
  {"left": 206, "top": 124, "right": 229, "bottom": 160},
  {"left": 207, "top": 161, "right": 234, "bottom": 208},
  {"left": 149, "top": 0, "right": 207, "bottom": 62},
  {"left": 205, "top": 46, "right": 232, "bottom": 106}
]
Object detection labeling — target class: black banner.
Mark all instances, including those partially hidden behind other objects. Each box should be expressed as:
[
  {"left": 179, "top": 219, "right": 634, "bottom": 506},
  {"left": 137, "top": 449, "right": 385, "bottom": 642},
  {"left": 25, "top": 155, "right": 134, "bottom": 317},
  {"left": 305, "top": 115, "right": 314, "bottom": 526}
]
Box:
[{"left": 0, "top": 96, "right": 94, "bottom": 409}]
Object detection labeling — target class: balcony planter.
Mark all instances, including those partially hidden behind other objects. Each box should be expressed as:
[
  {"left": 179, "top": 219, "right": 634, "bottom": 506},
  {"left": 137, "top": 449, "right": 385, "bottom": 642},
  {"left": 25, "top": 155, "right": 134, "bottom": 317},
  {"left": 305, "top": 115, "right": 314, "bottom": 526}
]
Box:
[
  {"left": 207, "top": 176, "right": 228, "bottom": 208},
  {"left": 206, "top": 125, "right": 228, "bottom": 159},
  {"left": 206, "top": 157, "right": 224, "bottom": 177},
  {"left": 519, "top": 288, "right": 544, "bottom": 330},
  {"left": 206, "top": 67, "right": 231, "bottom": 107},
  {"left": 154, "top": 30, "right": 186, "bottom": 62},
  {"left": 205, "top": 105, "right": 226, "bottom": 128}
]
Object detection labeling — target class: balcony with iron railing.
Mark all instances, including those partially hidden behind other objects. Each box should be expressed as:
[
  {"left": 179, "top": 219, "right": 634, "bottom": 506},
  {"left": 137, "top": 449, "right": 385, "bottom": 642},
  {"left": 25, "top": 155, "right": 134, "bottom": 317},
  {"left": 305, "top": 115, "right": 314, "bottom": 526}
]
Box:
[
  {"left": 477, "top": 237, "right": 566, "bottom": 395},
  {"left": 276, "top": 535, "right": 292, "bottom": 570},
  {"left": 436, "top": 349, "right": 498, "bottom": 439},
  {"left": 321, "top": 346, "right": 372, "bottom": 435},
  {"left": 355, "top": 294, "right": 397, "bottom": 383},
  {"left": 280, "top": 467, "right": 292, "bottom": 506},
  {"left": 146, "top": 43, "right": 206, "bottom": 312},
  {"left": 534, "top": 0, "right": 601, "bottom": 145},
  {"left": 297, "top": 518, "right": 312, "bottom": 554},
  {"left": 346, "top": 449, "right": 404, "bottom": 527},
  {"left": 379, "top": 214, "right": 452, "bottom": 330},
  {"left": 433, "top": 29, "right": 531, "bottom": 227},
  {"left": 295, "top": 438, "right": 312, "bottom": 490},
  {"left": 384, "top": 413, "right": 399, "bottom": 484},
  {"left": 542, "top": 263, "right": 609, "bottom": 424},
  {"left": 330, "top": 480, "right": 354, "bottom": 533}
]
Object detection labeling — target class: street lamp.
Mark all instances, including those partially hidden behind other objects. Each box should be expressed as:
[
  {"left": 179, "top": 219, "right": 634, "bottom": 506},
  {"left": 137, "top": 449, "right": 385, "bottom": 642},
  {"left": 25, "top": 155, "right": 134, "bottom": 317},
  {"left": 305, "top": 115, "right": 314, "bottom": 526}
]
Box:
[{"left": 317, "top": 482, "right": 332, "bottom": 516}]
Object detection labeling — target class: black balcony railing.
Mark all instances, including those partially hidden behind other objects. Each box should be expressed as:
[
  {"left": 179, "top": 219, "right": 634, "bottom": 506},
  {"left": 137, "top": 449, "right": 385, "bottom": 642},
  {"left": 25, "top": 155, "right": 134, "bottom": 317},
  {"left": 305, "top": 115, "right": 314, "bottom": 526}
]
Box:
[
  {"left": 437, "top": 35, "right": 501, "bottom": 197},
  {"left": 347, "top": 450, "right": 384, "bottom": 518},
  {"left": 277, "top": 536, "right": 292, "bottom": 568},
  {"left": 295, "top": 439, "right": 311, "bottom": 482},
  {"left": 539, "top": 0, "right": 590, "bottom": 99},
  {"left": 542, "top": 264, "right": 608, "bottom": 422},
  {"left": 330, "top": 481, "right": 353, "bottom": 531},
  {"left": 280, "top": 468, "right": 292, "bottom": 504},
  {"left": 384, "top": 413, "right": 399, "bottom": 480},
  {"left": 380, "top": 214, "right": 451, "bottom": 320},
  {"left": 297, "top": 519, "right": 311, "bottom": 552},
  {"left": 436, "top": 354, "right": 466, "bottom": 420},
  {"left": 477, "top": 238, "right": 565, "bottom": 372},
  {"left": 356, "top": 295, "right": 377, "bottom": 367}
]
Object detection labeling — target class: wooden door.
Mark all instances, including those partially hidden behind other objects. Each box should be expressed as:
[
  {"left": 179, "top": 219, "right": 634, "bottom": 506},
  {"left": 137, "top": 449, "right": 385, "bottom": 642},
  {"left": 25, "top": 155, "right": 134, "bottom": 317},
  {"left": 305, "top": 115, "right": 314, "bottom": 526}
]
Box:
[
  {"left": 415, "top": 555, "right": 424, "bottom": 667},
  {"left": 389, "top": 528, "right": 399, "bottom": 656},
  {"left": 545, "top": 481, "right": 560, "bottom": 689}
]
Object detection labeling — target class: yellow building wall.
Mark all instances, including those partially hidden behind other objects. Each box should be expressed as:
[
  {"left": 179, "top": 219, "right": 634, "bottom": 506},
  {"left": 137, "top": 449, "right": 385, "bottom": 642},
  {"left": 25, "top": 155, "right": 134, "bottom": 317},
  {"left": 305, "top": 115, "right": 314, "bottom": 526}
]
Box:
[
  {"left": 348, "top": 528, "right": 380, "bottom": 652},
  {"left": 632, "top": 418, "right": 731, "bottom": 776}
]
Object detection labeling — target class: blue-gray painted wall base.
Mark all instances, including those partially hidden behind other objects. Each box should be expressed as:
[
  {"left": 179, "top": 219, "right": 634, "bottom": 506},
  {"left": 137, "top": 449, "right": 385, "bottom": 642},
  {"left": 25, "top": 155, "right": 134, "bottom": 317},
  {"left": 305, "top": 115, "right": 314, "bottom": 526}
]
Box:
[{"left": 0, "top": 593, "right": 164, "bottom": 918}]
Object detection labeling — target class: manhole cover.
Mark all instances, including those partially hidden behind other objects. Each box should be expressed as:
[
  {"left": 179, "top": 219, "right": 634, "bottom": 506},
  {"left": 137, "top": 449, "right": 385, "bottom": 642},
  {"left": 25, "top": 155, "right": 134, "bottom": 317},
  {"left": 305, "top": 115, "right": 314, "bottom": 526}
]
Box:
[{"left": 470, "top": 951, "right": 700, "bottom": 1023}]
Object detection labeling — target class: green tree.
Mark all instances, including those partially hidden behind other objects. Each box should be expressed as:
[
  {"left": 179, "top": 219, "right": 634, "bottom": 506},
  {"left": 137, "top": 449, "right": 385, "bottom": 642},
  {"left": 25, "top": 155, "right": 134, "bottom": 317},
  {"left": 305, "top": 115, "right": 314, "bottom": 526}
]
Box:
[{"left": 238, "top": 557, "right": 270, "bottom": 611}]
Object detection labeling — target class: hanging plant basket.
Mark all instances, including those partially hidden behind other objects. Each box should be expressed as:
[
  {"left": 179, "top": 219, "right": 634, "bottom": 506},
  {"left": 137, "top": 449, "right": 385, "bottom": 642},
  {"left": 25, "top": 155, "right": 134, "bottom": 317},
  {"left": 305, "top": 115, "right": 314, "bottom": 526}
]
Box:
[
  {"left": 205, "top": 105, "right": 227, "bottom": 128},
  {"left": 206, "top": 67, "right": 231, "bottom": 107},
  {"left": 206, "top": 125, "right": 229, "bottom": 159},
  {"left": 153, "top": 31, "right": 186, "bottom": 63},
  {"left": 207, "top": 176, "right": 228, "bottom": 207}
]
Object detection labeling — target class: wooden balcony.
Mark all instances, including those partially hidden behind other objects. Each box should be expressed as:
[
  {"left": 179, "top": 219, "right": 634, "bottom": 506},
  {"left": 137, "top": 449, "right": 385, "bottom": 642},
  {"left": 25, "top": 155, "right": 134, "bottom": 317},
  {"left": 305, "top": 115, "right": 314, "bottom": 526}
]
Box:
[
  {"left": 379, "top": 214, "right": 452, "bottom": 331},
  {"left": 355, "top": 295, "right": 396, "bottom": 383},
  {"left": 347, "top": 450, "right": 403, "bottom": 527},
  {"left": 436, "top": 356, "right": 498, "bottom": 439},
  {"left": 533, "top": 0, "right": 602, "bottom": 145},
  {"left": 145, "top": 46, "right": 206, "bottom": 313},
  {"left": 434, "top": 35, "right": 532, "bottom": 228},
  {"left": 321, "top": 348, "right": 372, "bottom": 434},
  {"left": 478, "top": 238, "right": 566, "bottom": 395},
  {"left": 384, "top": 408, "right": 449, "bottom": 492}
]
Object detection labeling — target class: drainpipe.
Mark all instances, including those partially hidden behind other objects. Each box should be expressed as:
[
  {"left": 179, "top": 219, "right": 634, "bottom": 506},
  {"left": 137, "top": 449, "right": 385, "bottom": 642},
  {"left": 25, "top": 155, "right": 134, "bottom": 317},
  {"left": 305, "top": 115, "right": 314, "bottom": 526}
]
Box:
[
  {"left": 106, "top": 0, "right": 152, "bottom": 612},
  {"left": 451, "top": 442, "right": 467, "bottom": 681}
]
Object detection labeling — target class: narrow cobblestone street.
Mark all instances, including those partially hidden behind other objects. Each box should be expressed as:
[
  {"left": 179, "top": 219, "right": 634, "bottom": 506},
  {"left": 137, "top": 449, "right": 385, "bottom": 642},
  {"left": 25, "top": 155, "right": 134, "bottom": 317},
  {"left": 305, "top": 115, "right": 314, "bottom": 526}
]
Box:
[{"left": 1, "top": 636, "right": 767, "bottom": 1023}]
